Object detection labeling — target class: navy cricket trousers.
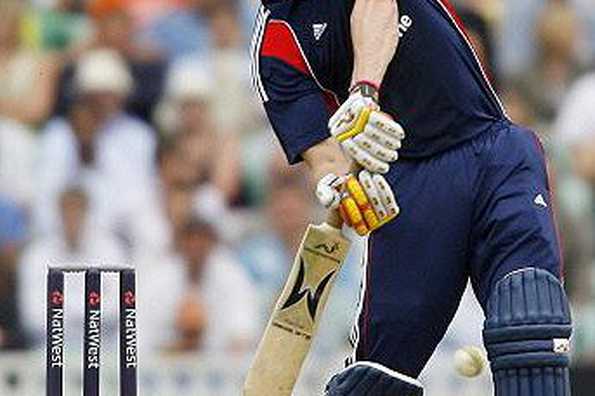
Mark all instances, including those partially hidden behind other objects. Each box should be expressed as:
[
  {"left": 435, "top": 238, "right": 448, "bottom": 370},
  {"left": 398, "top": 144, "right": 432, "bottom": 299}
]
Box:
[{"left": 353, "top": 120, "right": 563, "bottom": 377}]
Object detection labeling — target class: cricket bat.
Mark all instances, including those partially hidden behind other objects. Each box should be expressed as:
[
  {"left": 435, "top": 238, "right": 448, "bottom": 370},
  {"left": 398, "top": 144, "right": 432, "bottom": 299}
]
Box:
[{"left": 243, "top": 220, "right": 351, "bottom": 396}]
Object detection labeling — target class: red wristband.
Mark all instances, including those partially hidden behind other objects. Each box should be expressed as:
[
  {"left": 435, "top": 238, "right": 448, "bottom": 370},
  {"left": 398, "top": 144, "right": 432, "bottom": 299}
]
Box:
[
  {"left": 350, "top": 80, "right": 381, "bottom": 93},
  {"left": 350, "top": 81, "right": 380, "bottom": 102}
]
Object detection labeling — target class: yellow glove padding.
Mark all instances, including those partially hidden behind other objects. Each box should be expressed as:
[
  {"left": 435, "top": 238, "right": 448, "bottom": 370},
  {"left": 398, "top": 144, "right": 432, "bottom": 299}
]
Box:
[
  {"left": 339, "top": 173, "right": 399, "bottom": 236},
  {"left": 329, "top": 93, "right": 405, "bottom": 174}
]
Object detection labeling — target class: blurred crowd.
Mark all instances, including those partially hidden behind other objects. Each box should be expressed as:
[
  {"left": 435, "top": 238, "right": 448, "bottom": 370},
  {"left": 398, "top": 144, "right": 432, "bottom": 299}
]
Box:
[
  {"left": 0, "top": 0, "right": 595, "bottom": 386},
  {"left": 0, "top": 0, "right": 361, "bottom": 367}
]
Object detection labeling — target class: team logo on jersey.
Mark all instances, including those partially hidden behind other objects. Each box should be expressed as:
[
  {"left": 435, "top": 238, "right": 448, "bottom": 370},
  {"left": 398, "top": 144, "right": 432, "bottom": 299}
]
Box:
[
  {"left": 281, "top": 257, "right": 335, "bottom": 321},
  {"left": 313, "top": 23, "right": 328, "bottom": 41},
  {"left": 534, "top": 194, "right": 548, "bottom": 208}
]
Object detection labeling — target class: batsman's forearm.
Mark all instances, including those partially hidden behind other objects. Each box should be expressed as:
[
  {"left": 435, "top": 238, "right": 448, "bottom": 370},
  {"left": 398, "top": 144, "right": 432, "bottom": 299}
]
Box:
[
  {"left": 303, "top": 138, "right": 352, "bottom": 184},
  {"left": 351, "top": 0, "right": 400, "bottom": 87}
]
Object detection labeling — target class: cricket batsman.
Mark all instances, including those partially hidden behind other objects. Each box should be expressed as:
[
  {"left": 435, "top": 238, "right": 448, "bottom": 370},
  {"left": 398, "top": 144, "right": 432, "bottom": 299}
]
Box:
[{"left": 251, "top": 0, "right": 573, "bottom": 395}]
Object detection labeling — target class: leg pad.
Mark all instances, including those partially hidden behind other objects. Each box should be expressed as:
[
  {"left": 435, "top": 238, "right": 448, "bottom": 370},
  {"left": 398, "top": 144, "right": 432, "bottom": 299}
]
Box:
[{"left": 484, "top": 268, "right": 572, "bottom": 396}]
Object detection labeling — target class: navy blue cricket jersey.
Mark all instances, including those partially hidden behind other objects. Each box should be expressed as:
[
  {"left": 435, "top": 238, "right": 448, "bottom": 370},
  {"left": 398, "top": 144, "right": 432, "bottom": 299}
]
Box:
[{"left": 251, "top": 0, "right": 508, "bottom": 163}]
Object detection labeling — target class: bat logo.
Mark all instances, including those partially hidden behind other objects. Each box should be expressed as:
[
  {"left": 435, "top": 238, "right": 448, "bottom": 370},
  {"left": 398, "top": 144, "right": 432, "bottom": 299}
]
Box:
[
  {"left": 281, "top": 258, "right": 335, "bottom": 321},
  {"left": 314, "top": 242, "right": 340, "bottom": 254}
]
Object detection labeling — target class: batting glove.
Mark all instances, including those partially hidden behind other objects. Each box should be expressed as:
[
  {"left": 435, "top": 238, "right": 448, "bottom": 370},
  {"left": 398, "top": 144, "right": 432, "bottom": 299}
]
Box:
[
  {"left": 329, "top": 82, "right": 405, "bottom": 174},
  {"left": 316, "top": 170, "right": 399, "bottom": 236}
]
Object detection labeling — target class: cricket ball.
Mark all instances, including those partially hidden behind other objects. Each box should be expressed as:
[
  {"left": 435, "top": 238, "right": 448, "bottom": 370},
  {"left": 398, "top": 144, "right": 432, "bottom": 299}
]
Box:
[{"left": 454, "top": 345, "right": 486, "bottom": 378}]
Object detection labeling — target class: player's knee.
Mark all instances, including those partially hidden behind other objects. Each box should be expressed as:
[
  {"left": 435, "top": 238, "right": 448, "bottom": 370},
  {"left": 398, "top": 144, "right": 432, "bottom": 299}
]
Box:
[
  {"left": 483, "top": 268, "right": 572, "bottom": 395},
  {"left": 325, "top": 362, "right": 423, "bottom": 396}
]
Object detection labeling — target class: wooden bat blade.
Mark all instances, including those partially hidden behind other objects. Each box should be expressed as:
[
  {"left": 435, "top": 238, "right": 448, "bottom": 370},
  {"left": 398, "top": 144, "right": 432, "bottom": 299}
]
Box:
[{"left": 243, "top": 223, "right": 351, "bottom": 396}]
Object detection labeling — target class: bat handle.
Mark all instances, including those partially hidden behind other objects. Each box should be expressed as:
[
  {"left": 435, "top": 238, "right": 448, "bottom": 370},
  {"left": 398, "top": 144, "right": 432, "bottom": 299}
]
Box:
[{"left": 326, "top": 209, "right": 343, "bottom": 229}]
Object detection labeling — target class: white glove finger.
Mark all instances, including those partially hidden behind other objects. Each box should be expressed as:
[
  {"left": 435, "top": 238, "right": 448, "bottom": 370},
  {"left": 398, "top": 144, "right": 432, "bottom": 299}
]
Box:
[
  {"left": 372, "top": 174, "right": 400, "bottom": 218},
  {"left": 369, "top": 111, "right": 406, "bottom": 140},
  {"left": 341, "top": 140, "right": 389, "bottom": 174},
  {"left": 365, "top": 123, "right": 402, "bottom": 151},
  {"left": 358, "top": 170, "right": 387, "bottom": 219},
  {"left": 316, "top": 173, "right": 344, "bottom": 209},
  {"left": 353, "top": 134, "right": 398, "bottom": 162}
]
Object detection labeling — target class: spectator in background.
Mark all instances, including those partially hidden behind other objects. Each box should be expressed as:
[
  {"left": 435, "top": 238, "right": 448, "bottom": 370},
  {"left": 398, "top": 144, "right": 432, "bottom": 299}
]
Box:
[
  {"left": 131, "top": 131, "right": 252, "bottom": 353},
  {"left": 574, "top": 0, "right": 595, "bottom": 63},
  {"left": 209, "top": 2, "right": 263, "bottom": 138},
  {"left": 130, "top": 142, "right": 205, "bottom": 355},
  {"left": 554, "top": 71, "right": 595, "bottom": 203},
  {"left": 0, "top": 120, "right": 37, "bottom": 207},
  {"left": 157, "top": 139, "right": 198, "bottom": 193},
  {"left": 239, "top": 159, "right": 314, "bottom": 305},
  {"left": 18, "top": 187, "right": 124, "bottom": 348},
  {"left": 0, "top": 0, "right": 56, "bottom": 209},
  {"left": 142, "top": 217, "right": 258, "bottom": 355},
  {"left": 155, "top": 140, "right": 198, "bottom": 235},
  {"left": 499, "top": 0, "right": 595, "bottom": 77},
  {"left": 156, "top": 61, "right": 241, "bottom": 218},
  {"left": 554, "top": 73, "right": 595, "bottom": 284},
  {"left": 513, "top": 1, "right": 583, "bottom": 123},
  {"left": 141, "top": 0, "right": 222, "bottom": 59},
  {"left": 0, "top": 0, "right": 59, "bottom": 126},
  {"left": 31, "top": 0, "right": 91, "bottom": 52},
  {"left": 126, "top": 128, "right": 233, "bottom": 271},
  {"left": 0, "top": 199, "right": 29, "bottom": 350},
  {"left": 54, "top": 0, "right": 167, "bottom": 122},
  {"left": 500, "top": 85, "right": 538, "bottom": 128},
  {"left": 554, "top": 72, "right": 595, "bottom": 314},
  {"left": 131, "top": 138, "right": 223, "bottom": 354},
  {"left": 34, "top": 49, "right": 156, "bottom": 240},
  {"left": 498, "top": 0, "right": 544, "bottom": 77},
  {"left": 556, "top": 72, "right": 595, "bottom": 181},
  {"left": 123, "top": 0, "right": 185, "bottom": 29},
  {"left": 239, "top": 0, "right": 260, "bottom": 39},
  {"left": 458, "top": 6, "right": 499, "bottom": 88}
]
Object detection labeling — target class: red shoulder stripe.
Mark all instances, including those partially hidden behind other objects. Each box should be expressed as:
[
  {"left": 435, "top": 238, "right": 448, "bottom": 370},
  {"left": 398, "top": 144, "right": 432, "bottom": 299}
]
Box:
[
  {"left": 261, "top": 21, "right": 310, "bottom": 76},
  {"left": 260, "top": 19, "right": 340, "bottom": 113}
]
